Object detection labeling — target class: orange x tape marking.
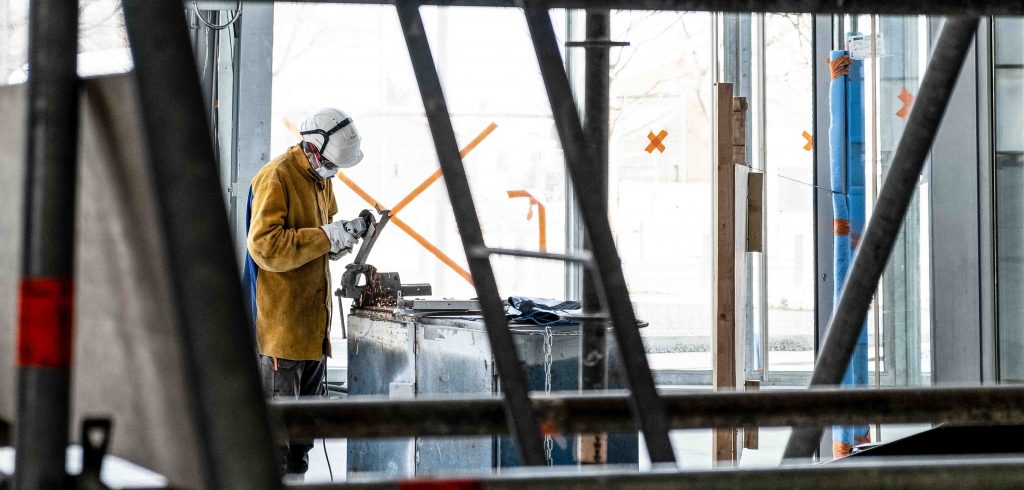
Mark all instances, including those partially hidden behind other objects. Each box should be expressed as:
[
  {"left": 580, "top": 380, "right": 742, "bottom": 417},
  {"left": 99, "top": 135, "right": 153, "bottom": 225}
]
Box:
[
  {"left": 285, "top": 119, "right": 499, "bottom": 285},
  {"left": 896, "top": 87, "right": 914, "bottom": 120},
  {"left": 802, "top": 131, "right": 814, "bottom": 151},
  {"left": 645, "top": 130, "right": 667, "bottom": 153}
]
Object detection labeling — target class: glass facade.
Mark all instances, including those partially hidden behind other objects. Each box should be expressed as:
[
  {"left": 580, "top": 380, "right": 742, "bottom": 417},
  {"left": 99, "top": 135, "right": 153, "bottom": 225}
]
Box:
[{"left": 994, "top": 17, "right": 1024, "bottom": 382}]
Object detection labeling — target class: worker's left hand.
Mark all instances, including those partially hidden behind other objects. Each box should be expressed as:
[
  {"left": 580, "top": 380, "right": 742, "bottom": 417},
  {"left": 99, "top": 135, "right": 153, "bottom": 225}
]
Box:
[
  {"left": 328, "top": 249, "right": 349, "bottom": 261},
  {"left": 342, "top": 210, "right": 375, "bottom": 239}
]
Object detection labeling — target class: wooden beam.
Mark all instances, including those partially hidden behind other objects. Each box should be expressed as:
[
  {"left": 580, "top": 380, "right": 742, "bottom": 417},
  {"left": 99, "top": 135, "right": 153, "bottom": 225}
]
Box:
[
  {"left": 743, "top": 379, "right": 761, "bottom": 449},
  {"left": 713, "top": 83, "right": 738, "bottom": 465},
  {"left": 747, "top": 171, "right": 764, "bottom": 253}
]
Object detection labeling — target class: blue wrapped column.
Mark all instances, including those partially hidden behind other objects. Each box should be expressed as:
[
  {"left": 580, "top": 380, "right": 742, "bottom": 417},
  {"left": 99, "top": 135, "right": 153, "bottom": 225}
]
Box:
[{"left": 829, "top": 49, "right": 871, "bottom": 458}]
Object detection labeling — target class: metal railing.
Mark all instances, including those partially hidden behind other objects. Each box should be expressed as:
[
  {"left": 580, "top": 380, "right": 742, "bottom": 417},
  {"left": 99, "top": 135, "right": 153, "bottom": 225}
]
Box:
[{"left": 274, "top": 385, "right": 1024, "bottom": 439}]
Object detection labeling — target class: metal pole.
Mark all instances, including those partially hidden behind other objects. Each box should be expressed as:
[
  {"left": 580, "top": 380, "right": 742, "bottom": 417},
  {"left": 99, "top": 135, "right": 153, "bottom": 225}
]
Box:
[
  {"left": 284, "top": 459, "right": 1024, "bottom": 490},
  {"left": 783, "top": 16, "right": 979, "bottom": 460},
  {"left": 239, "top": 0, "right": 1024, "bottom": 16},
  {"left": 393, "top": 0, "right": 547, "bottom": 466},
  {"left": 120, "top": 2, "right": 281, "bottom": 487},
  {"left": 580, "top": 9, "right": 611, "bottom": 397},
  {"left": 521, "top": 2, "right": 676, "bottom": 464},
  {"left": 578, "top": 10, "right": 613, "bottom": 464},
  {"left": 14, "top": 0, "right": 79, "bottom": 486},
  {"left": 276, "top": 384, "right": 1024, "bottom": 439}
]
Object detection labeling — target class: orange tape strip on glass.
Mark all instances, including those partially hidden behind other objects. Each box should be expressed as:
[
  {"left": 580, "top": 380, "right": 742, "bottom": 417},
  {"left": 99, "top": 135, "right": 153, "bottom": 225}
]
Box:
[
  {"left": 392, "top": 122, "right": 498, "bottom": 215},
  {"left": 506, "top": 190, "right": 547, "bottom": 252}
]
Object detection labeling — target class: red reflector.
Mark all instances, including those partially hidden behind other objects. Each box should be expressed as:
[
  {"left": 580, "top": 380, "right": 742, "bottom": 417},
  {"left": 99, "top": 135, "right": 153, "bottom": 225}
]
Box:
[
  {"left": 400, "top": 480, "right": 482, "bottom": 490},
  {"left": 17, "top": 278, "right": 74, "bottom": 368}
]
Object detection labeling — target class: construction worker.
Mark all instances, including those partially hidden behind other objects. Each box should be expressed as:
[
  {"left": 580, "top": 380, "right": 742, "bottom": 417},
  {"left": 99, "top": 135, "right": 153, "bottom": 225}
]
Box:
[{"left": 242, "top": 108, "right": 370, "bottom": 477}]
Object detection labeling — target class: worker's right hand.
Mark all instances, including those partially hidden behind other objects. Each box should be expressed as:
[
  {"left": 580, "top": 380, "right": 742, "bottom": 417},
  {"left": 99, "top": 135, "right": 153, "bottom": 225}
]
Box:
[{"left": 321, "top": 221, "right": 359, "bottom": 254}]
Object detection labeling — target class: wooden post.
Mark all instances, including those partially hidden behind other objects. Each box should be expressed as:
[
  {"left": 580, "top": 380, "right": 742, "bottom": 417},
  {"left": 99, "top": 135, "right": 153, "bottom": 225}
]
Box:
[
  {"left": 747, "top": 172, "right": 764, "bottom": 253},
  {"left": 743, "top": 379, "right": 761, "bottom": 449},
  {"left": 713, "top": 84, "right": 749, "bottom": 466}
]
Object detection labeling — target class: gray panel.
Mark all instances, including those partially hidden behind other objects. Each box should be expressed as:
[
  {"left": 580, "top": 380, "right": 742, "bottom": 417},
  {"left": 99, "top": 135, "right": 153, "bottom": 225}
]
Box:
[
  {"left": 930, "top": 25, "right": 983, "bottom": 385},
  {"left": 231, "top": 4, "right": 274, "bottom": 264},
  {"left": 812, "top": 13, "right": 834, "bottom": 458},
  {"left": 346, "top": 315, "right": 416, "bottom": 477},
  {"left": 813, "top": 15, "right": 835, "bottom": 349},
  {"left": 416, "top": 323, "right": 494, "bottom": 474},
  {"left": 0, "top": 75, "right": 203, "bottom": 487},
  {"left": 0, "top": 81, "right": 24, "bottom": 431}
]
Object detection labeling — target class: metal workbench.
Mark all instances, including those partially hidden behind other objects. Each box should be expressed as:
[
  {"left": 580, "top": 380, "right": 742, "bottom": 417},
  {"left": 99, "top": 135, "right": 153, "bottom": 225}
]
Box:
[{"left": 346, "top": 307, "right": 639, "bottom": 477}]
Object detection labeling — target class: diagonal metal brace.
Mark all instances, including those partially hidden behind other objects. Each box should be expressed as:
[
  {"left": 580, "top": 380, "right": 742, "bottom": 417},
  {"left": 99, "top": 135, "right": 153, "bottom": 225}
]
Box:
[
  {"left": 519, "top": 0, "right": 676, "bottom": 464},
  {"left": 394, "top": 0, "right": 548, "bottom": 466}
]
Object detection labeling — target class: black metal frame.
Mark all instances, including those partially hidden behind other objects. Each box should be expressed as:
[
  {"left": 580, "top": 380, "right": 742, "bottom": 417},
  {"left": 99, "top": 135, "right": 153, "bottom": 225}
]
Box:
[
  {"left": 13, "top": 0, "right": 1017, "bottom": 486},
  {"left": 579, "top": 7, "right": 613, "bottom": 412},
  {"left": 292, "top": 459, "right": 1024, "bottom": 489},
  {"left": 276, "top": 384, "right": 1024, "bottom": 439},
  {"left": 14, "top": 0, "right": 79, "bottom": 487}
]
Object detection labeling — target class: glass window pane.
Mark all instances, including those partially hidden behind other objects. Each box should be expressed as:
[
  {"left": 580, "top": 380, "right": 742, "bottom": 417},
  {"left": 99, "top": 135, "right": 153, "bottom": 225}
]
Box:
[
  {"left": 994, "top": 17, "right": 1024, "bottom": 382},
  {"left": 1, "top": 0, "right": 129, "bottom": 85},
  {"left": 609, "top": 11, "right": 713, "bottom": 372},
  {"left": 764, "top": 13, "right": 815, "bottom": 374},
  {"left": 995, "top": 17, "right": 1024, "bottom": 67}
]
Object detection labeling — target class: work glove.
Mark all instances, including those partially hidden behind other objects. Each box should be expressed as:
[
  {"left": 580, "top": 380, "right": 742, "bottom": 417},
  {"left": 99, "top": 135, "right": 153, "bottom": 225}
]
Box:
[
  {"left": 343, "top": 209, "right": 375, "bottom": 239},
  {"left": 321, "top": 221, "right": 359, "bottom": 255}
]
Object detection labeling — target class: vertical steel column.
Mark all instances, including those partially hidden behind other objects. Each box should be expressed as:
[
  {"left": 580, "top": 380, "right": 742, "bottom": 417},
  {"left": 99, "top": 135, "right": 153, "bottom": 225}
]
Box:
[
  {"left": 578, "top": 9, "right": 612, "bottom": 465},
  {"left": 580, "top": 8, "right": 611, "bottom": 399},
  {"left": 522, "top": 3, "right": 677, "bottom": 464},
  {"left": 394, "top": 0, "right": 547, "bottom": 466},
  {"left": 14, "top": 0, "right": 79, "bottom": 487},
  {"left": 121, "top": 2, "right": 281, "bottom": 487},
  {"left": 783, "top": 16, "right": 979, "bottom": 460}
]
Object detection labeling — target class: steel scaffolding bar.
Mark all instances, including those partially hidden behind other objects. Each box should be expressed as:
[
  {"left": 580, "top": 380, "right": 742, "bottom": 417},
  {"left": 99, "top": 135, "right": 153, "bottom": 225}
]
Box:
[
  {"left": 120, "top": 1, "right": 281, "bottom": 487},
  {"left": 275, "top": 385, "right": 1024, "bottom": 439},
  {"left": 783, "top": 16, "right": 980, "bottom": 460},
  {"left": 242, "top": 0, "right": 1023, "bottom": 16},
  {"left": 394, "top": 0, "right": 548, "bottom": 466},
  {"left": 14, "top": 0, "right": 79, "bottom": 486},
  {"left": 293, "top": 458, "right": 1024, "bottom": 489},
  {"left": 521, "top": 2, "right": 676, "bottom": 464},
  {"left": 579, "top": 7, "right": 612, "bottom": 402}
]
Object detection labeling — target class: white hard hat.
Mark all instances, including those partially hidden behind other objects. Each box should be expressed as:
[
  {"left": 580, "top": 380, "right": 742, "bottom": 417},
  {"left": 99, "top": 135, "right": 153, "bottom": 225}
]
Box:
[{"left": 300, "top": 108, "right": 364, "bottom": 168}]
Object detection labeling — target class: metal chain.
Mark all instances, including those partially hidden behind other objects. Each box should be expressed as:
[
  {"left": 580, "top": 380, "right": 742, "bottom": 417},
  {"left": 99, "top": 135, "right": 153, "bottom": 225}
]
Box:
[{"left": 543, "top": 326, "right": 554, "bottom": 466}]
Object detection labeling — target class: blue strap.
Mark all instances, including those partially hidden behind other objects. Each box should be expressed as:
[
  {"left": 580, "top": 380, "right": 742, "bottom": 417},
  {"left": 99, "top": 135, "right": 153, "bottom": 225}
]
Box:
[{"left": 241, "top": 186, "right": 259, "bottom": 332}]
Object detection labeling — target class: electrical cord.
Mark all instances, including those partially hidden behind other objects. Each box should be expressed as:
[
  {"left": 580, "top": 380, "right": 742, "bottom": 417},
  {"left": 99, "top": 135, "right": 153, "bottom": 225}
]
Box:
[
  {"left": 192, "top": 0, "right": 243, "bottom": 30},
  {"left": 321, "top": 367, "right": 334, "bottom": 482}
]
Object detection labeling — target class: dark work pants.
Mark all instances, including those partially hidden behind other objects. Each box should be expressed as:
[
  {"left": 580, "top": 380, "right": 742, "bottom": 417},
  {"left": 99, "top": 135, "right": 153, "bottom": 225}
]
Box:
[{"left": 260, "top": 355, "right": 326, "bottom": 476}]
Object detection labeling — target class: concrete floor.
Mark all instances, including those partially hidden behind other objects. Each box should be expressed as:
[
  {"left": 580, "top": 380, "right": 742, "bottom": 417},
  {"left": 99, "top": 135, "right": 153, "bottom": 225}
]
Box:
[
  {"left": 302, "top": 424, "right": 932, "bottom": 484},
  {"left": 0, "top": 423, "right": 930, "bottom": 486}
]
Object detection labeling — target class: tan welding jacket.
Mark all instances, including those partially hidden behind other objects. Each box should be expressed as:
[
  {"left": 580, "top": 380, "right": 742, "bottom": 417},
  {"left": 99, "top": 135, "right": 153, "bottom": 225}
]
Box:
[{"left": 247, "top": 145, "right": 339, "bottom": 361}]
